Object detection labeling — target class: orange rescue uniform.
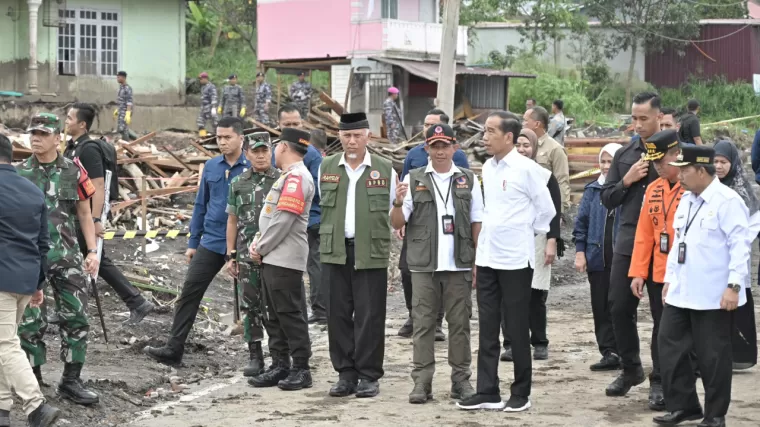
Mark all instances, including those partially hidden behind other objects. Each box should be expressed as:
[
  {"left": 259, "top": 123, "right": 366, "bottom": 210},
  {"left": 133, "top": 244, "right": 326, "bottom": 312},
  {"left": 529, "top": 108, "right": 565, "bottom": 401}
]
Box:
[{"left": 629, "top": 177, "right": 684, "bottom": 283}]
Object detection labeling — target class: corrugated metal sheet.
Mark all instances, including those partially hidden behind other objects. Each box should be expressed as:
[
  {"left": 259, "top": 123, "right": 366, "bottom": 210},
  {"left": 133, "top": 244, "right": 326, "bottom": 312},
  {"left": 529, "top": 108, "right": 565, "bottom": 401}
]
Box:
[
  {"left": 372, "top": 57, "right": 536, "bottom": 81},
  {"left": 645, "top": 24, "right": 760, "bottom": 88},
  {"left": 463, "top": 75, "right": 506, "bottom": 109}
]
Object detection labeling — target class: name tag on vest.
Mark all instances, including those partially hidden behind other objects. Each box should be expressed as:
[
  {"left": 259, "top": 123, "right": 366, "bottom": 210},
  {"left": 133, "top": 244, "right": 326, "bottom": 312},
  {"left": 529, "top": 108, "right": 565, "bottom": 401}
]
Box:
[
  {"left": 321, "top": 173, "right": 340, "bottom": 183},
  {"left": 366, "top": 178, "right": 387, "bottom": 188}
]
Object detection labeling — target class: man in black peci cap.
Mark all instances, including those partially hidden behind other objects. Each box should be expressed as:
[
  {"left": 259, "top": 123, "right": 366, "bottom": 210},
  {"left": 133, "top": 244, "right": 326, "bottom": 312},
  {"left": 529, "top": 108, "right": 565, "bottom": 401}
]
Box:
[
  {"left": 390, "top": 123, "right": 483, "bottom": 404},
  {"left": 319, "top": 112, "right": 398, "bottom": 398}
]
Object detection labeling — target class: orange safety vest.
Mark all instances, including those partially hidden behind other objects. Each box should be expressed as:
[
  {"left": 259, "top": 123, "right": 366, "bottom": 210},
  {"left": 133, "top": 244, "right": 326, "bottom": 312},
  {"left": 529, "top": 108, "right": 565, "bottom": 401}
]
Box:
[{"left": 629, "top": 177, "right": 684, "bottom": 283}]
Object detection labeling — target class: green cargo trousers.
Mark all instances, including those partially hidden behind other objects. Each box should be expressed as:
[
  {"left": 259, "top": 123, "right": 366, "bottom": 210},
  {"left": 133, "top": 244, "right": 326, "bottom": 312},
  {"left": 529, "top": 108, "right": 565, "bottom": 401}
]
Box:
[
  {"left": 238, "top": 261, "right": 265, "bottom": 343},
  {"left": 410, "top": 271, "right": 473, "bottom": 386}
]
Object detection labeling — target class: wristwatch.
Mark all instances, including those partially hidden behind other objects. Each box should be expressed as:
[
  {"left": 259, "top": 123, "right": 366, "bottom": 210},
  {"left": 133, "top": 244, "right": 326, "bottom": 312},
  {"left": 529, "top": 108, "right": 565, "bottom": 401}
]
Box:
[
  {"left": 225, "top": 250, "right": 237, "bottom": 262},
  {"left": 728, "top": 283, "right": 741, "bottom": 293},
  {"left": 392, "top": 199, "right": 403, "bottom": 208},
  {"left": 87, "top": 249, "right": 97, "bottom": 255},
  {"left": 93, "top": 218, "right": 101, "bottom": 223}
]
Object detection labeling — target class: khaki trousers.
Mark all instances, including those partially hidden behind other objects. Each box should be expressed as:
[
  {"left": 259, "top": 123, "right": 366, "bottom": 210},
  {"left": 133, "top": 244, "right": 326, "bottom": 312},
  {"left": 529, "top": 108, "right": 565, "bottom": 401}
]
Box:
[
  {"left": 0, "top": 292, "right": 44, "bottom": 415},
  {"left": 411, "top": 271, "right": 473, "bottom": 385}
]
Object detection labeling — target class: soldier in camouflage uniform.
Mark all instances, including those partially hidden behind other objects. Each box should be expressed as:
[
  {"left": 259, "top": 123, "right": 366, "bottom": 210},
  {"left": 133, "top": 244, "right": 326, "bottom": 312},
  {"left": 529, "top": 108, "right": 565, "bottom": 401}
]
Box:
[
  {"left": 289, "top": 71, "right": 312, "bottom": 120},
  {"left": 254, "top": 72, "right": 273, "bottom": 126},
  {"left": 114, "top": 71, "right": 133, "bottom": 141},
  {"left": 383, "top": 87, "right": 404, "bottom": 144},
  {"left": 225, "top": 132, "right": 280, "bottom": 377},
  {"left": 197, "top": 72, "right": 219, "bottom": 137},
  {"left": 219, "top": 74, "right": 246, "bottom": 118},
  {"left": 16, "top": 113, "right": 101, "bottom": 406}
]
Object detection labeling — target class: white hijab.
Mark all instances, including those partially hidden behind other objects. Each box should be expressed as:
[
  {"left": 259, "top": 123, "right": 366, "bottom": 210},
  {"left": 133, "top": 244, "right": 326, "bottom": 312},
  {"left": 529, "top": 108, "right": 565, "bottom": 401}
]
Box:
[{"left": 598, "top": 143, "right": 623, "bottom": 185}]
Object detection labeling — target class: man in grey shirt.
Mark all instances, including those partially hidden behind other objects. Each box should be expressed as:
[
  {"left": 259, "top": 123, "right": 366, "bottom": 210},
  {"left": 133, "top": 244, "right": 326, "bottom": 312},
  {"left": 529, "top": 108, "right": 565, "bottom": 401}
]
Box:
[
  {"left": 249, "top": 127, "right": 315, "bottom": 392},
  {"left": 549, "top": 99, "right": 566, "bottom": 146}
]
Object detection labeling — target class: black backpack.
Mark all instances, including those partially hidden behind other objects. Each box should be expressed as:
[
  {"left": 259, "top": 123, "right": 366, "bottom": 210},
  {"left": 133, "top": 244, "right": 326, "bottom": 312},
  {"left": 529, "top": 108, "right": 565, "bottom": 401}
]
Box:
[{"left": 76, "top": 137, "right": 119, "bottom": 202}]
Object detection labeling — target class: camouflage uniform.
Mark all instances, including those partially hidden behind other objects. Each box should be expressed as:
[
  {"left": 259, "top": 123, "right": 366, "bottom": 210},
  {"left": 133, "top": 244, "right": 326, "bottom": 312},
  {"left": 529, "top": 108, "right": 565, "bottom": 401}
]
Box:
[
  {"left": 197, "top": 82, "right": 219, "bottom": 131},
  {"left": 227, "top": 167, "right": 281, "bottom": 343},
  {"left": 383, "top": 97, "right": 403, "bottom": 144},
  {"left": 254, "top": 82, "right": 273, "bottom": 125},
  {"left": 289, "top": 80, "right": 312, "bottom": 119},
  {"left": 117, "top": 83, "right": 133, "bottom": 139},
  {"left": 16, "top": 155, "right": 92, "bottom": 367},
  {"left": 221, "top": 84, "right": 246, "bottom": 118}
]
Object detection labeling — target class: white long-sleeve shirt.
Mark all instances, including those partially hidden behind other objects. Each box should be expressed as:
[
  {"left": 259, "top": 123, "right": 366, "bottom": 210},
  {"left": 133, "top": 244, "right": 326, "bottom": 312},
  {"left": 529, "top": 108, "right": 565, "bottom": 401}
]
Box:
[
  {"left": 663, "top": 177, "right": 751, "bottom": 310},
  {"left": 476, "top": 148, "right": 556, "bottom": 270}
]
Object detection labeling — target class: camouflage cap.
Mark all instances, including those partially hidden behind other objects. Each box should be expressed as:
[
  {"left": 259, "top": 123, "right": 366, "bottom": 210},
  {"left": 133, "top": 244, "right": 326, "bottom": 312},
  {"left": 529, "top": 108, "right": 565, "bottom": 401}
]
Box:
[
  {"left": 27, "top": 113, "right": 60, "bottom": 134},
  {"left": 247, "top": 130, "right": 272, "bottom": 150}
]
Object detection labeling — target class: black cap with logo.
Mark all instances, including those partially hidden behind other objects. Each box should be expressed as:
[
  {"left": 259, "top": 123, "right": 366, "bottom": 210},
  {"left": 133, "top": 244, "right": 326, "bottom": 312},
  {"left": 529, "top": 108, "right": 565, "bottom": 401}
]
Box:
[{"left": 670, "top": 145, "right": 715, "bottom": 167}]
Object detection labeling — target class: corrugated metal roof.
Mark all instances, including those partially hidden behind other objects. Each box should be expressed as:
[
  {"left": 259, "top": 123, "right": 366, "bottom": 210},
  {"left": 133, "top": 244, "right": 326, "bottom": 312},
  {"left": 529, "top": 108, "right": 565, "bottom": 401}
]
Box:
[{"left": 372, "top": 58, "right": 535, "bottom": 81}]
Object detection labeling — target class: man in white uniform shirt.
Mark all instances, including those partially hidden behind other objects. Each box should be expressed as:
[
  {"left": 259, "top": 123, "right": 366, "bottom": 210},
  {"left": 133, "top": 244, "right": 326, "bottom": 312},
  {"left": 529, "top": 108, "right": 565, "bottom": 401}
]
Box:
[
  {"left": 457, "top": 112, "right": 555, "bottom": 413},
  {"left": 390, "top": 123, "right": 483, "bottom": 404},
  {"left": 654, "top": 145, "right": 750, "bottom": 427}
]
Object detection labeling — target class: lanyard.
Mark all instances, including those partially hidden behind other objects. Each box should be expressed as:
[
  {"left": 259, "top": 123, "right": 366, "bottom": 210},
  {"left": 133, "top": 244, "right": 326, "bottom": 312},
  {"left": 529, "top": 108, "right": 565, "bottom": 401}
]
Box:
[
  {"left": 429, "top": 174, "right": 454, "bottom": 215},
  {"left": 661, "top": 184, "right": 680, "bottom": 227},
  {"left": 684, "top": 201, "right": 705, "bottom": 237}
]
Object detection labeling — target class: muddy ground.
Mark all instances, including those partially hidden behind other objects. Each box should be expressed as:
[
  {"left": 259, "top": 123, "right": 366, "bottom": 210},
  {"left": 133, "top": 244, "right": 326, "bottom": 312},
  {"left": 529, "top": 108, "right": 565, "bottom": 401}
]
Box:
[{"left": 8, "top": 225, "right": 760, "bottom": 426}]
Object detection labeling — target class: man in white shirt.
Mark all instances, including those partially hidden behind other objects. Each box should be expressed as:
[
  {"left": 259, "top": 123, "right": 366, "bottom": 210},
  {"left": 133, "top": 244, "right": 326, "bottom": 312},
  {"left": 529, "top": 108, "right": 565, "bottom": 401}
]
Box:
[
  {"left": 318, "top": 113, "right": 397, "bottom": 399},
  {"left": 654, "top": 145, "right": 750, "bottom": 427},
  {"left": 457, "top": 112, "right": 555, "bottom": 413},
  {"left": 390, "top": 123, "right": 483, "bottom": 405}
]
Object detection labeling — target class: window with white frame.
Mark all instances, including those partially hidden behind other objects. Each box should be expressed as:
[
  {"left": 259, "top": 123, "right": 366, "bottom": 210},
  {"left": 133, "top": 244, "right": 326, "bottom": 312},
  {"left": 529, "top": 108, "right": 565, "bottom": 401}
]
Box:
[{"left": 57, "top": 8, "right": 120, "bottom": 77}]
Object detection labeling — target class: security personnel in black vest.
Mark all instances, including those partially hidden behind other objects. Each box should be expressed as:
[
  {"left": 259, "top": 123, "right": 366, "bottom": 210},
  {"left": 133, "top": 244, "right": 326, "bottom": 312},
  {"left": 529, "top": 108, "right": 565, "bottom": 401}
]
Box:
[
  {"left": 390, "top": 123, "right": 484, "bottom": 404},
  {"left": 319, "top": 113, "right": 398, "bottom": 398}
]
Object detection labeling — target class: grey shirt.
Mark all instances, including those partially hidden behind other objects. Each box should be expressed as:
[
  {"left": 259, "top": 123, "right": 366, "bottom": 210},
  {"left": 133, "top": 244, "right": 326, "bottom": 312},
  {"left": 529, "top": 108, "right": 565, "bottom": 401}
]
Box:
[{"left": 255, "top": 161, "right": 314, "bottom": 271}]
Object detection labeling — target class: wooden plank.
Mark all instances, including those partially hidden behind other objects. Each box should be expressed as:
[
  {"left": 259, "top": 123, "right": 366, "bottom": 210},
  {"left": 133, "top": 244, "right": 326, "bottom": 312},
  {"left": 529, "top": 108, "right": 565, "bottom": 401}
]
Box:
[
  {"left": 125, "top": 131, "right": 157, "bottom": 147},
  {"left": 151, "top": 158, "right": 199, "bottom": 172},
  {"left": 319, "top": 91, "right": 344, "bottom": 116},
  {"left": 118, "top": 156, "right": 158, "bottom": 165},
  {"left": 249, "top": 119, "right": 281, "bottom": 136},
  {"left": 143, "top": 186, "right": 199, "bottom": 197},
  {"left": 190, "top": 140, "right": 216, "bottom": 157},
  {"left": 162, "top": 146, "right": 194, "bottom": 171},
  {"left": 121, "top": 144, "right": 169, "bottom": 178}
]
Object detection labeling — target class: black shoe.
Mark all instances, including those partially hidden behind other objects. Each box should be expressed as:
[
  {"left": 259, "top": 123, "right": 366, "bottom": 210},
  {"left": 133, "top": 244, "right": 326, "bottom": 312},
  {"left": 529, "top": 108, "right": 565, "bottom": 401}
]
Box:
[
  {"left": 278, "top": 368, "right": 313, "bottom": 391},
  {"left": 697, "top": 417, "right": 725, "bottom": 427},
  {"left": 450, "top": 380, "right": 476, "bottom": 400},
  {"left": 143, "top": 345, "right": 182, "bottom": 365},
  {"left": 648, "top": 382, "right": 666, "bottom": 411},
  {"left": 590, "top": 353, "right": 621, "bottom": 371},
  {"left": 243, "top": 342, "right": 265, "bottom": 377},
  {"left": 329, "top": 379, "right": 358, "bottom": 397},
  {"left": 605, "top": 368, "right": 646, "bottom": 397},
  {"left": 435, "top": 325, "right": 445, "bottom": 342},
  {"left": 503, "top": 395, "right": 531, "bottom": 412},
  {"left": 652, "top": 408, "right": 703, "bottom": 425},
  {"left": 456, "top": 394, "right": 505, "bottom": 410},
  {"left": 533, "top": 346, "right": 548, "bottom": 360},
  {"left": 57, "top": 363, "right": 99, "bottom": 405},
  {"left": 356, "top": 379, "right": 380, "bottom": 398},
  {"left": 409, "top": 383, "right": 432, "bottom": 404},
  {"left": 27, "top": 403, "right": 61, "bottom": 427},
  {"left": 0, "top": 409, "right": 9, "bottom": 427},
  {"left": 249, "top": 362, "right": 290, "bottom": 388},
  {"left": 398, "top": 317, "right": 413, "bottom": 338},
  {"left": 46, "top": 311, "right": 61, "bottom": 325},
  {"left": 500, "top": 347, "right": 513, "bottom": 362},
  {"left": 33, "top": 365, "right": 50, "bottom": 387},
  {"left": 308, "top": 314, "right": 327, "bottom": 325},
  {"left": 123, "top": 300, "right": 155, "bottom": 326}
]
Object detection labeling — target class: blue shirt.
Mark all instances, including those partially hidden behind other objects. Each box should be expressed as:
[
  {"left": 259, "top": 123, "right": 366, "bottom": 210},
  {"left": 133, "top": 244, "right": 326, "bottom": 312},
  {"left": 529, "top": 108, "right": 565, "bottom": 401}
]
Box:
[
  {"left": 401, "top": 144, "right": 470, "bottom": 179},
  {"left": 189, "top": 153, "right": 249, "bottom": 254},
  {"left": 272, "top": 144, "right": 323, "bottom": 228},
  {"left": 0, "top": 164, "right": 50, "bottom": 295}
]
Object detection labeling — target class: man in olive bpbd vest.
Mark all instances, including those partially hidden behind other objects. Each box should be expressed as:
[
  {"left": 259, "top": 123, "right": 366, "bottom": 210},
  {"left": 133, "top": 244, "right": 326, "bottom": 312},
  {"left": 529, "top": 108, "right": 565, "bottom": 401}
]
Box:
[
  {"left": 225, "top": 132, "right": 280, "bottom": 378},
  {"left": 319, "top": 113, "right": 397, "bottom": 398},
  {"left": 391, "top": 123, "right": 483, "bottom": 404}
]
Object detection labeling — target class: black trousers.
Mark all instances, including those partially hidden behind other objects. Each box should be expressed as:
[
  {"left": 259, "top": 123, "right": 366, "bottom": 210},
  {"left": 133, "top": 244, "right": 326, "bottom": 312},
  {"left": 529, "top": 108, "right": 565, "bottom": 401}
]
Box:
[
  {"left": 262, "top": 264, "right": 311, "bottom": 360},
  {"left": 76, "top": 228, "right": 145, "bottom": 310},
  {"left": 659, "top": 304, "right": 733, "bottom": 419},
  {"left": 476, "top": 266, "right": 533, "bottom": 398},
  {"left": 588, "top": 270, "right": 617, "bottom": 356},
  {"left": 400, "top": 236, "right": 444, "bottom": 323},
  {"left": 733, "top": 288, "right": 757, "bottom": 365},
  {"left": 609, "top": 253, "right": 663, "bottom": 381},
  {"left": 325, "top": 242, "right": 387, "bottom": 382},
  {"left": 167, "top": 245, "right": 226, "bottom": 353},
  {"left": 307, "top": 225, "right": 326, "bottom": 318},
  {"left": 501, "top": 288, "right": 548, "bottom": 349}
]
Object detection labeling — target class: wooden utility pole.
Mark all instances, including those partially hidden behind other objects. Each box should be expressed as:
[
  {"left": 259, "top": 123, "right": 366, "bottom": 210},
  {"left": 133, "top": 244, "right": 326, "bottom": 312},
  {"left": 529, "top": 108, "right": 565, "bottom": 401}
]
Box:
[{"left": 436, "top": 0, "right": 461, "bottom": 118}]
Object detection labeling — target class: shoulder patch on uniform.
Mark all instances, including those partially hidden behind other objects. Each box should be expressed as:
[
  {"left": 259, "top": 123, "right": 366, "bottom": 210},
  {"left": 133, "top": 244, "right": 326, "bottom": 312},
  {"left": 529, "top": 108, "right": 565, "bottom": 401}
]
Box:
[
  {"left": 321, "top": 173, "right": 340, "bottom": 183},
  {"left": 73, "top": 157, "right": 96, "bottom": 200},
  {"left": 277, "top": 175, "right": 306, "bottom": 215}
]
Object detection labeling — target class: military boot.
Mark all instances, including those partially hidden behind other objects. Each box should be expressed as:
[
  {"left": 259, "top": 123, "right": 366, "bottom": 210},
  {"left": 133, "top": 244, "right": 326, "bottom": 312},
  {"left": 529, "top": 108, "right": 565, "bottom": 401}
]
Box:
[
  {"left": 27, "top": 402, "right": 60, "bottom": 427},
  {"left": 243, "top": 341, "right": 265, "bottom": 377},
  {"left": 33, "top": 365, "right": 50, "bottom": 387},
  {"left": 57, "top": 363, "right": 99, "bottom": 405},
  {"left": 249, "top": 353, "right": 290, "bottom": 388},
  {"left": 278, "top": 357, "right": 313, "bottom": 391}
]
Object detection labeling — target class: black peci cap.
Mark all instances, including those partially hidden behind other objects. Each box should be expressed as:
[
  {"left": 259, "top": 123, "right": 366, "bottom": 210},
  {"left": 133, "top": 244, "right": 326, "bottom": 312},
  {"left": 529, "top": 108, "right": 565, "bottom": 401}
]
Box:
[{"left": 670, "top": 145, "right": 715, "bottom": 167}]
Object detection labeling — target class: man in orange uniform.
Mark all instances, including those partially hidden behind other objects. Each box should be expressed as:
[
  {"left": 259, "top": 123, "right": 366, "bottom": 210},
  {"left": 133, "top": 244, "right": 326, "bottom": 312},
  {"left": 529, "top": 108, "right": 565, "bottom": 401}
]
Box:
[{"left": 628, "top": 129, "right": 683, "bottom": 412}]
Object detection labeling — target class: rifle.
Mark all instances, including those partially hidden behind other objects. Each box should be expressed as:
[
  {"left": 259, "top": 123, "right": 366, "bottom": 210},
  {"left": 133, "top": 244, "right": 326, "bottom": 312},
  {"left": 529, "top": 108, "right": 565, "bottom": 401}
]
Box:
[{"left": 90, "top": 170, "right": 111, "bottom": 345}]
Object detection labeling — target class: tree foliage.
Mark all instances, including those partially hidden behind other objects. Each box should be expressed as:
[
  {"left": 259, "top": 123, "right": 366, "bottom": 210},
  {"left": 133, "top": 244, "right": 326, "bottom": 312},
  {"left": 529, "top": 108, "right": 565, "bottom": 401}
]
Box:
[
  {"left": 694, "top": 0, "right": 747, "bottom": 20},
  {"left": 201, "top": 0, "right": 258, "bottom": 58}
]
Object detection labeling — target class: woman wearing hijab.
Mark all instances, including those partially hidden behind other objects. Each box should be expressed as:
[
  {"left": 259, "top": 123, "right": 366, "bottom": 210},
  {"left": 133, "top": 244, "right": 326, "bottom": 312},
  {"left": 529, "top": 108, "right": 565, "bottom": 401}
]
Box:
[
  {"left": 573, "top": 143, "right": 623, "bottom": 371},
  {"left": 713, "top": 140, "right": 758, "bottom": 370},
  {"left": 499, "top": 128, "right": 562, "bottom": 362}
]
